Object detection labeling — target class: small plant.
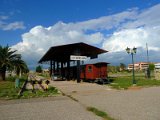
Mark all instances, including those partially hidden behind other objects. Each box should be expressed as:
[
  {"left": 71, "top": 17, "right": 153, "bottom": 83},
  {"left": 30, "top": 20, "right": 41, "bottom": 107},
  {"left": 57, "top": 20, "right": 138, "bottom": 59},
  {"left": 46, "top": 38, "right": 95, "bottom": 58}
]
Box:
[
  {"left": 21, "top": 86, "right": 59, "bottom": 99},
  {"left": 87, "top": 107, "right": 115, "bottom": 120},
  {"left": 66, "top": 95, "right": 78, "bottom": 102}
]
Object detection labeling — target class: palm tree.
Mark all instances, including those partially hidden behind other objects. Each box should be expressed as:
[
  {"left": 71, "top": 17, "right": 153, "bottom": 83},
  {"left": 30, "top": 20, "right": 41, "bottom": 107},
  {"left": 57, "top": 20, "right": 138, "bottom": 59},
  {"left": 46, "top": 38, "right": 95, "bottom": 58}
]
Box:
[
  {"left": 12, "top": 58, "right": 29, "bottom": 77},
  {"left": 0, "top": 45, "right": 28, "bottom": 80}
]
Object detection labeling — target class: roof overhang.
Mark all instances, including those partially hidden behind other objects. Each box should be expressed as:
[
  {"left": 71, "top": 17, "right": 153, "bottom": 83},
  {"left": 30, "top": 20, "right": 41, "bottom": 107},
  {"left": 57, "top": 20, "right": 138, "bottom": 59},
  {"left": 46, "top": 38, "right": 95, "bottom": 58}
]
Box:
[{"left": 39, "top": 42, "right": 108, "bottom": 63}]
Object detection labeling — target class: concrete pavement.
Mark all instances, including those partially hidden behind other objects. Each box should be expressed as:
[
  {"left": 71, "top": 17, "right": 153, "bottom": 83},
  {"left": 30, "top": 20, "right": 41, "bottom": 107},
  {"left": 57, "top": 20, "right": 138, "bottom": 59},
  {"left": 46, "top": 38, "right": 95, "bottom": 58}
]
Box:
[
  {"left": 51, "top": 80, "right": 160, "bottom": 120},
  {"left": 1, "top": 80, "right": 160, "bottom": 120},
  {"left": 0, "top": 96, "right": 101, "bottom": 120}
]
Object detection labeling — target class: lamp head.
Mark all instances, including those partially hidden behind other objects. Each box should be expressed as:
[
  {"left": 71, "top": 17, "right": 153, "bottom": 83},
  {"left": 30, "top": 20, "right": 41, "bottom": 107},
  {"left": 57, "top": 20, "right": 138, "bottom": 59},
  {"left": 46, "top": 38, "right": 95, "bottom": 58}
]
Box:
[
  {"left": 133, "top": 47, "right": 137, "bottom": 53},
  {"left": 126, "top": 47, "right": 130, "bottom": 54}
]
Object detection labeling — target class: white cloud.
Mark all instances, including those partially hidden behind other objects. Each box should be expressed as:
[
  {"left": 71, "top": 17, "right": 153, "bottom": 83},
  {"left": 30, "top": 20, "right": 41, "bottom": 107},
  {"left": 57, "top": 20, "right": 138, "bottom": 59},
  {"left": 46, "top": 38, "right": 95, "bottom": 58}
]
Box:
[
  {"left": 2, "top": 21, "right": 25, "bottom": 30},
  {"left": 12, "top": 4, "right": 160, "bottom": 69},
  {"left": 0, "top": 15, "right": 8, "bottom": 20},
  {"left": 0, "top": 15, "right": 25, "bottom": 31},
  {"left": 102, "top": 27, "right": 160, "bottom": 52},
  {"left": 102, "top": 4, "right": 160, "bottom": 52}
]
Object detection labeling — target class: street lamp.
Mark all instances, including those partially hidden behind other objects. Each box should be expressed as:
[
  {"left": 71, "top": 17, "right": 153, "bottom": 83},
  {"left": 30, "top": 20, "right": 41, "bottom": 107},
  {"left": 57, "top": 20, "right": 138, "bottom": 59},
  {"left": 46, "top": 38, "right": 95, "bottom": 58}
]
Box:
[{"left": 126, "top": 47, "right": 137, "bottom": 85}]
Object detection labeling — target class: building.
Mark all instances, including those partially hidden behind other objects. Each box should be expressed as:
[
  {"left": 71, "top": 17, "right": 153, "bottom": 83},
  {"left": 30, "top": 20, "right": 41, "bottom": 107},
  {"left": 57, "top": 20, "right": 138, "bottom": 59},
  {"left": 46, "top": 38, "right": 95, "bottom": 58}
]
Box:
[
  {"left": 128, "top": 62, "right": 149, "bottom": 71},
  {"left": 155, "top": 63, "right": 160, "bottom": 70},
  {"left": 39, "top": 42, "right": 108, "bottom": 83},
  {"left": 128, "top": 63, "right": 139, "bottom": 70}
]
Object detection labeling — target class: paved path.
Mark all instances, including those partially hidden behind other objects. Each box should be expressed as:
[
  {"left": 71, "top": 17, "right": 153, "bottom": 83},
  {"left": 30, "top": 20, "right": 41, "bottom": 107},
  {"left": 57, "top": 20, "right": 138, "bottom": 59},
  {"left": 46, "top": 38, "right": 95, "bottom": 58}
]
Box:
[
  {"left": 1, "top": 76, "right": 103, "bottom": 120},
  {"left": 51, "top": 81, "right": 160, "bottom": 120},
  {"left": 1, "top": 80, "right": 160, "bottom": 120},
  {"left": 0, "top": 96, "right": 101, "bottom": 120}
]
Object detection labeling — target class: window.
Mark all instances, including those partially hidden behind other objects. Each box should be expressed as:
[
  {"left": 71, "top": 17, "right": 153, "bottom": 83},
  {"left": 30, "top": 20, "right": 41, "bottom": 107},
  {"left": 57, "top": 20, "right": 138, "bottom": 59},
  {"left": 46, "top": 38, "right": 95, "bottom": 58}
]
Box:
[{"left": 88, "top": 66, "right": 92, "bottom": 72}]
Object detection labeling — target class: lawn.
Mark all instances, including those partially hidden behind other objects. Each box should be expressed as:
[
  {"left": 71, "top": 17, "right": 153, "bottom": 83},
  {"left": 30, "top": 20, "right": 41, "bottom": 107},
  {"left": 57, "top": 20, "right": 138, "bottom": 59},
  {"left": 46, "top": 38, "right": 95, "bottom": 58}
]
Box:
[
  {"left": 0, "top": 81, "right": 19, "bottom": 99},
  {"left": 108, "top": 72, "right": 160, "bottom": 89},
  {"left": 0, "top": 76, "right": 59, "bottom": 100}
]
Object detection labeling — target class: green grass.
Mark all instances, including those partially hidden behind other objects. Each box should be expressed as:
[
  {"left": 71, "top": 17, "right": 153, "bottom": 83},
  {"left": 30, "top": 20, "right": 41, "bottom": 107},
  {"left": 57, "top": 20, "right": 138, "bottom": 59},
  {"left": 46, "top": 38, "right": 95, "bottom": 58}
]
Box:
[
  {"left": 38, "top": 73, "right": 50, "bottom": 78},
  {"left": 87, "top": 107, "right": 115, "bottom": 120},
  {"left": 0, "top": 81, "right": 20, "bottom": 99},
  {"left": 0, "top": 76, "right": 27, "bottom": 99},
  {"left": 6, "top": 75, "right": 27, "bottom": 82},
  {"left": 109, "top": 77, "right": 132, "bottom": 89},
  {"left": 0, "top": 76, "right": 59, "bottom": 99},
  {"left": 21, "top": 86, "right": 59, "bottom": 99},
  {"left": 66, "top": 95, "right": 79, "bottom": 102},
  {"left": 109, "top": 75, "right": 160, "bottom": 89}
]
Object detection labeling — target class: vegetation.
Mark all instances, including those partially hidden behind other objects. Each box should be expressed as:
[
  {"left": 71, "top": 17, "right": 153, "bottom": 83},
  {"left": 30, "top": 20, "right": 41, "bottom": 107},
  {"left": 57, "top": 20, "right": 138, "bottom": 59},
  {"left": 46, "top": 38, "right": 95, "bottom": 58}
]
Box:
[
  {"left": 12, "top": 57, "right": 29, "bottom": 77},
  {"left": 108, "top": 65, "right": 120, "bottom": 73},
  {"left": 0, "top": 81, "right": 19, "bottom": 99},
  {"left": 66, "top": 95, "right": 79, "bottom": 102},
  {"left": 21, "top": 86, "right": 59, "bottom": 99},
  {"left": 38, "top": 73, "right": 50, "bottom": 78},
  {"left": 36, "top": 65, "right": 42, "bottom": 73},
  {"left": 149, "top": 63, "right": 155, "bottom": 71},
  {"left": 0, "top": 76, "right": 27, "bottom": 99},
  {"left": 87, "top": 107, "right": 115, "bottom": 120},
  {"left": 0, "top": 45, "right": 28, "bottom": 80},
  {"left": 108, "top": 63, "right": 128, "bottom": 73},
  {"left": 0, "top": 76, "right": 59, "bottom": 99},
  {"left": 108, "top": 74, "right": 160, "bottom": 89},
  {"left": 119, "top": 63, "right": 126, "bottom": 71}
]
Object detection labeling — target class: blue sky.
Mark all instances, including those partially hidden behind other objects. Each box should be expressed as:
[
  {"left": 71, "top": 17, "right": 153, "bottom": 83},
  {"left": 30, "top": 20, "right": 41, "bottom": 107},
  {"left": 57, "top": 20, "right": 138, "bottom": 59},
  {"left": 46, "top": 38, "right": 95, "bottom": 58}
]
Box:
[{"left": 0, "top": 0, "right": 160, "bottom": 69}]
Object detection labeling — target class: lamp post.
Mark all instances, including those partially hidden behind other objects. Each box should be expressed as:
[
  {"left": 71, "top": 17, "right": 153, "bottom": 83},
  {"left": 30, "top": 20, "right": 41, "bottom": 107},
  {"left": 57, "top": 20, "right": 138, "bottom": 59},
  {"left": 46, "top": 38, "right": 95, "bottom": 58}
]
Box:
[{"left": 126, "top": 47, "right": 137, "bottom": 85}]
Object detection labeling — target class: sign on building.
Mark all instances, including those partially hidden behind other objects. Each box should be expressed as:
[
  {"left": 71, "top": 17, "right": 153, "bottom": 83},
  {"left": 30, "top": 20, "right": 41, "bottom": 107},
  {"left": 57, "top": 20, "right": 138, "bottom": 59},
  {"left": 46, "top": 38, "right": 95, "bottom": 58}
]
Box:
[{"left": 70, "top": 55, "right": 87, "bottom": 60}]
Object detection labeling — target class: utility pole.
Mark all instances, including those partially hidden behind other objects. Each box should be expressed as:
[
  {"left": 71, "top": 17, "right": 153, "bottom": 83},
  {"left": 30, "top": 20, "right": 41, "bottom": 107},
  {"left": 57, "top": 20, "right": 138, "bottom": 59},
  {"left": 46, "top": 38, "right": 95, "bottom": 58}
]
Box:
[
  {"left": 146, "top": 43, "right": 150, "bottom": 78},
  {"left": 146, "top": 43, "right": 149, "bottom": 63}
]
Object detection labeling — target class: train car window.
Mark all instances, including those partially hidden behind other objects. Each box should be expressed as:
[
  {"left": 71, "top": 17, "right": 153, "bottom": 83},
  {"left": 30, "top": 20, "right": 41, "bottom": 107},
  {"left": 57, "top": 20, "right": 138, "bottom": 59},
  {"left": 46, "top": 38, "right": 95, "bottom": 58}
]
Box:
[{"left": 88, "top": 66, "right": 92, "bottom": 72}]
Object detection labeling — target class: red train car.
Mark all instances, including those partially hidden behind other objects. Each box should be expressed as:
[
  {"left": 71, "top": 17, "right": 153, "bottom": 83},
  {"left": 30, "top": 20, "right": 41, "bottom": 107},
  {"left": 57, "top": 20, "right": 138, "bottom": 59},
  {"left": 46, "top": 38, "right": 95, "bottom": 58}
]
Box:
[
  {"left": 52, "top": 62, "right": 109, "bottom": 83},
  {"left": 80, "top": 62, "right": 109, "bottom": 82}
]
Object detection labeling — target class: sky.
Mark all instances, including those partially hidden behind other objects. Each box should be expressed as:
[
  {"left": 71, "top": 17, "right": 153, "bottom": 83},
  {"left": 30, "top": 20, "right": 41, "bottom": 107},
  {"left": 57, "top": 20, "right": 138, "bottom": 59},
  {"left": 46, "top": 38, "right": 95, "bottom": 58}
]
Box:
[{"left": 0, "top": 0, "right": 160, "bottom": 70}]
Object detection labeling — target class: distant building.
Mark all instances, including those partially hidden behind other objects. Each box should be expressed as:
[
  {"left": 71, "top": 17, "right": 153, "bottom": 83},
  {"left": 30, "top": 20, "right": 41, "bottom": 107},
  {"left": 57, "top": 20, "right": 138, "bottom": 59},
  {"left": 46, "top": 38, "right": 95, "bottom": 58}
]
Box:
[
  {"left": 155, "top": 63, "right": 160, "bottom": 70},
  {"left": 42, "top": 69, "right": 49, "bottom": 73},
  {"left": 128, "top": 63, "right": 139, "bottom": 70},
  {"left": 127, "top": 62, "right": 149, "bottom": 71},
  {"left": 154, "top": 63, "right": 160, "bottom": 80}
]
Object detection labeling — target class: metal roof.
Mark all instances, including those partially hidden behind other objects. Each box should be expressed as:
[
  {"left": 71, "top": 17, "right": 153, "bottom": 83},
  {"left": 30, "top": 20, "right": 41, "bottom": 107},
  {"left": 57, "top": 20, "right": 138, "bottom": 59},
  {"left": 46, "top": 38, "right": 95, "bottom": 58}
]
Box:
[{"left": 39, "top": 42, "right": 108, "bottom": 63}]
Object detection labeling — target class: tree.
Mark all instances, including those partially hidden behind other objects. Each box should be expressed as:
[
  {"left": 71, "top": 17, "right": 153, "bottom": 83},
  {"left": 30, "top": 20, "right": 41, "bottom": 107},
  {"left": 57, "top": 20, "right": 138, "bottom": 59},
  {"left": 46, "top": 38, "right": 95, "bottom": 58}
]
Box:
[
  {"left": 149, "top": 63, "right": 155, "bottom": 71},
  {"left": 0, "top": 45, "right": 28, "bottom": 80},
  {"left": 108, "top": 65, "right": 120, "bottom": 73},
  {"left": 12, "top": 58, "right": 29, "bottom": 77},
  {"left": 36, "top": 65, "right": 42, "bottom": 73},
  {"left": 120, "top": 63, "right": 126, "bottom": 71}
]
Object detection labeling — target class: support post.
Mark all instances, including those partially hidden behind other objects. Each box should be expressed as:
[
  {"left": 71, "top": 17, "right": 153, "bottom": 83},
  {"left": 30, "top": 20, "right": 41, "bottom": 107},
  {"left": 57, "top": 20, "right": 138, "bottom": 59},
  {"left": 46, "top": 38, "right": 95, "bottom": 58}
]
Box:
[
  {"left": 53, "top": 61, "right": 55, "bottom": 74},
  {"left": 57, "top": 62, "right": 59, "bottom": 74},
  {"left": 50, "top": 60, "right": 53, "bottom": 77},
  {"left": 67, "top": 61, "right": 70, "bottom": 80},
  {"left": 61, "top": 62, "right": 64, "bottom": 80},
  {"left": 77, "top": 60, "right": 81, "bottom": 83},
  {"left": 131, "top": 53, "right": 136, "bottom": 84}
]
